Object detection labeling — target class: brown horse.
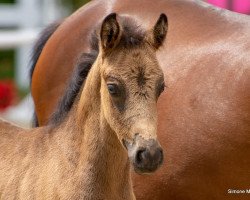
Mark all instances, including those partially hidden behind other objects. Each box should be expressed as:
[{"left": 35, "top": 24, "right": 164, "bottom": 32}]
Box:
[
  {"left": 0, "top": 13, "right": 167, "bottom": 199},
  {"left": 30, "top": 0, "right": 250, "bottom": 199}
]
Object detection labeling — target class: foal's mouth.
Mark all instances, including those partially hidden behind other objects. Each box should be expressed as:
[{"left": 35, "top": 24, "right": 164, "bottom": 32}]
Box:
[{"left": 123, "top": 135, "right": 164, "bottom": 174}]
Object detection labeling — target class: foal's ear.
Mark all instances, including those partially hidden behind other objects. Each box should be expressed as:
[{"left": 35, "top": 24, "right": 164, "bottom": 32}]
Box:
[
  {"left": 148, "top": 13, "right": 168, "bottom": 49},
  {"left": 100, "top": 13, "right": 121, "bottom": 53}
]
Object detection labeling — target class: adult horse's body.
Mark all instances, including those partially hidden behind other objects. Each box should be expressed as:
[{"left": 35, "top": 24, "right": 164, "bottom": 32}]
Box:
[{"left": 31, "top": 0, "right": 250, "bottom": 199}]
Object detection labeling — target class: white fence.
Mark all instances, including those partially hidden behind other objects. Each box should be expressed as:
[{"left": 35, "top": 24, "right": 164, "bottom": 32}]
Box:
[
  {"left": 0, "top": 0, "right": 69, "bottom": 127},
  {"left": 0, "top": 0, "right": 67, "bottom": 89}
]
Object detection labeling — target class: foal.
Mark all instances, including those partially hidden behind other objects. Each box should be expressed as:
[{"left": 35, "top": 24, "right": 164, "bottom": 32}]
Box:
[{"left": 0, "top": 13, "right": 168, "bottom": 199}]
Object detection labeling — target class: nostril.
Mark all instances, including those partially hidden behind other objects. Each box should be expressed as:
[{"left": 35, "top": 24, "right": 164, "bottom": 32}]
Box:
[
  {"left": 135, "top": 148, "right": 146, "bottom": 164},
  {"left": 156, "top": 148, "right": 164, "bottom": 164},
  {"left": 158, "top": 148, "right": 163, "bottom": 157}
]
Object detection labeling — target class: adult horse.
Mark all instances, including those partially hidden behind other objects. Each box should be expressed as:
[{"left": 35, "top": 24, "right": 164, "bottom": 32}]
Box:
[{"left": 31, "top": 0, "right": 250, "bottom": 199}]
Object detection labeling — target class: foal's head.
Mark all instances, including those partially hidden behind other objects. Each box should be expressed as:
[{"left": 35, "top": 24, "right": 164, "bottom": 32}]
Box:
[{"left": 99, "top": 13, "right": 167, "bottom": 173}]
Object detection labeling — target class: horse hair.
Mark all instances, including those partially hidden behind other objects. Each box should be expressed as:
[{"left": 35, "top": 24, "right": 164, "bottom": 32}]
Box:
[
  {"left": 49, "top": 33, "right": 99, "bottom": 125},
  {"left": 49, "top": 52, "right": 97, "bottom": 125}
]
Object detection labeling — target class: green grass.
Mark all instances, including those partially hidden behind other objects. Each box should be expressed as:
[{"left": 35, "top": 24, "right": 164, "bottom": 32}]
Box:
[
  {"left": 0, "top": 50, "right": 15, "bottom": 80},
  {"left": 0, "top": 0, "right": 15, "bottom": 3},
  {"left": 61, "top": 0, "right": 90, "bottom": 11}
]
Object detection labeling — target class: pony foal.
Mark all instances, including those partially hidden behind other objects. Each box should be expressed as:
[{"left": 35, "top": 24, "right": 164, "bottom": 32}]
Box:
[{"left": 0, "top": 13, "right": 168, "bottom": 199}]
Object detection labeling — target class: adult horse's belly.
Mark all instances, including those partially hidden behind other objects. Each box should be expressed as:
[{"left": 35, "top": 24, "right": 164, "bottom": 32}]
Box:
[{"left": 31, "top": 0, "right": 250, "bottom": 199}]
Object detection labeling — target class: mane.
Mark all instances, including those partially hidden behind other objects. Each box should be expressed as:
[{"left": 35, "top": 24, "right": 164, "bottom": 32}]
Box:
[
  {"left": 119, "top": 18, "right": 145, "bottom": 48},
  {"left": 49, "top": 17, "right": 145, "bottom": 125},
  {"left": 49, "top": 33, "right": 99, "bottom": 125}
]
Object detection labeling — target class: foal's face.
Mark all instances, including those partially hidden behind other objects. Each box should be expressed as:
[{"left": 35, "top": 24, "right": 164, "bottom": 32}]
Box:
[{"left": 99, "top": 13, "right": 168, "bottom": 174}]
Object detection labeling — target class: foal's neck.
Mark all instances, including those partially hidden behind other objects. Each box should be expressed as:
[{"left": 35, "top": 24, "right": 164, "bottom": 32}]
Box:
[{"left": 59, "top": 59, "right": 134, "bottom": 199}]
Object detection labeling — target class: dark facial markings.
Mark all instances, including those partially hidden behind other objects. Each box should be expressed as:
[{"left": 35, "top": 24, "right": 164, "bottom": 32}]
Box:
[
  {"left": 106, "top": 76, "right": 126, "bottom": 112},
  {"left": 105, "top": 66, "right": 165, "bottom": 112},
  {"left": 137, "top": 66, "right": 150, "bottom": 87},
  {"left": 133, "top": 64, "right": 165, "bottom": 99}
]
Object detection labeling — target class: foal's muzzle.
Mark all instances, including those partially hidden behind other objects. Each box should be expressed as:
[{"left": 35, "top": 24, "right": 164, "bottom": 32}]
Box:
[{"left": 124, "top": 134, "right": 163, "bottom": 174}]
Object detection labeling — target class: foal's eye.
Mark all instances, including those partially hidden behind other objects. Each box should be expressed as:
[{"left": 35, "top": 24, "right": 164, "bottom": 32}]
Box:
[{"left": 107, "top": 84, "right": 119, "bottom": 95}]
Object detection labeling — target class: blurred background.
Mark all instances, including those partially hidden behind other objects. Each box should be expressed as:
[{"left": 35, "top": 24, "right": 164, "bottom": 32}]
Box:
[
  {"left": 0, "top": 0, "right": 249, "bottom": 127},
  {"left": 0, "top": 0, "right": 89, "bottom": 127}
]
